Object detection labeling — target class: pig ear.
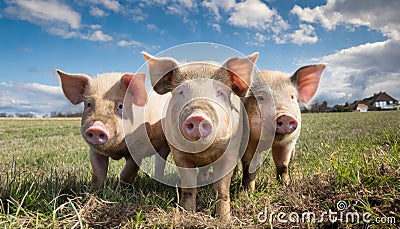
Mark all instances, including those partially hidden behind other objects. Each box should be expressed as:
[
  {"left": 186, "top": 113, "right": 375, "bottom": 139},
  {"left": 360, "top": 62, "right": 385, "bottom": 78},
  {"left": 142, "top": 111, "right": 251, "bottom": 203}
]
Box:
[
  {"left": 291, "top": 64, "right": 325, "bottom": 104},
  {"left": 56, "top": 69, "right": 91, "bottom": 105},
  {"left": 121, "top": 73, "right": 148, "bottom": 106},
  {"left": 223, "top": 52, "right": 259, "bottom": 97},
  {"left": 142, "top": 51, "right": 179, "bottom": 94}
]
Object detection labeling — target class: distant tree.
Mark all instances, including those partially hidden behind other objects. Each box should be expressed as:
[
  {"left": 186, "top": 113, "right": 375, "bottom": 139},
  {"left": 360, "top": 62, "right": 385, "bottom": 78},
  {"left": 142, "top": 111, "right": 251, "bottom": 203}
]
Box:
[
  {"left": 320, "top": 101, "right": 328, "bottom": 113},
  {"left": 0, "top": 113, "right": 7, "bottom": 117},
  {"left": 16, "top": 113, "right": 34, "bottom": 118},
  {"left": 311, "top": 102, "right": 320, "bottom": 113},
  {"left": 50, "top": 111, "right": 82, "bottom": 118},
  {"left": 331, "top": 104, "right": 352, "bottom": 112},
  {"left": 65, "top": 112, "right": 82, "bottom": 117},
  {"left": 301, "top": 106, "right": 310, "bottom": 113}
]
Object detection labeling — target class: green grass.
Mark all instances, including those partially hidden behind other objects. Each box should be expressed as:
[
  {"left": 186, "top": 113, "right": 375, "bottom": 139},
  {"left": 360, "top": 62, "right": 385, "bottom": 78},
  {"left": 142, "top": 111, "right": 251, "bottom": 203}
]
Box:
[{"left": 0, "top": 112, "right": 399, "bottom": 228}]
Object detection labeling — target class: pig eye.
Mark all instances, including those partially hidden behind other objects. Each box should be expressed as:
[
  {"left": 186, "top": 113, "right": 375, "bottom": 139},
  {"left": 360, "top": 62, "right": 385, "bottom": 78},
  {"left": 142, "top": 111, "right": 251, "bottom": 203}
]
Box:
[
  {"left": 257, "top": 96, "right": 265, "bottom": 101},
  {"left": 116, "top": 101, "right": 123, "bottom": 116},
  {"left": 217, "top": 90, "right": 225, "bottom": 97}
]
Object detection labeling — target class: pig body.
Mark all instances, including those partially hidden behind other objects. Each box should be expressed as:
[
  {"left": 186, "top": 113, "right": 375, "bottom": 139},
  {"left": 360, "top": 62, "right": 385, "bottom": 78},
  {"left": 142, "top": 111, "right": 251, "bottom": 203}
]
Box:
[
  {"left": 57, "top": 71, "right": 169, "bottom": 191},
  {"left": 241, "top": 65, "right": 325, "bottom": 190},
  {"left": 143, "top": 52, "right": 258, "bottom": 219}
]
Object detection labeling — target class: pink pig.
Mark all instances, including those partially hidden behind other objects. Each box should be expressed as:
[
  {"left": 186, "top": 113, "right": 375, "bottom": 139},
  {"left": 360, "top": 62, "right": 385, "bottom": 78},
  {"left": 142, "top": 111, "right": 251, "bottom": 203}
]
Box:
[
  {"left": 241, "top": 65, "right": 325, "bottom": 190},
  {"left": 57, "top": 70, "right": 169, "bottom": 191}
]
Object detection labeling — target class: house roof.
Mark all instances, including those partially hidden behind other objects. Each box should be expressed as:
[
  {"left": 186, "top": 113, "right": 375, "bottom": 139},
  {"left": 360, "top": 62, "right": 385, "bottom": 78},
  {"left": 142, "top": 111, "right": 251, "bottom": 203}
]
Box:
[
  {"left": 357, "top": 103, "right": 368, "bottom": 108},
  {"left": 351, "top": 92, "right": 398, "bottom": 109},
  {"left": 375, "top": 92, "right": 398, "bottom": 102}
]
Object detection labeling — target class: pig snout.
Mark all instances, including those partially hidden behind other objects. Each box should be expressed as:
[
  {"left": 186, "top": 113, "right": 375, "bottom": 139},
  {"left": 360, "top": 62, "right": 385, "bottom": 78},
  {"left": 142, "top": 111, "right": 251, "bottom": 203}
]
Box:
[
  {"left": 276, "top": 114, "right": 298, "bottom": 134},
  {"left": 182, "top": 114, "right": 213, "bottom": 141},
  {"left": 84, "top": 121, "right": 109, "bottom": 145}
]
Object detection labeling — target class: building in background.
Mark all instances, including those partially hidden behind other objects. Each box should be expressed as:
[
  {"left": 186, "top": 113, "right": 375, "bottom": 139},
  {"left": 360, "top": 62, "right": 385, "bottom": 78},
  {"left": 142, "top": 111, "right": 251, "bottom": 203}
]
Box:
[{"left": 351, "top": 92, "right": 399, "bottom": 111}]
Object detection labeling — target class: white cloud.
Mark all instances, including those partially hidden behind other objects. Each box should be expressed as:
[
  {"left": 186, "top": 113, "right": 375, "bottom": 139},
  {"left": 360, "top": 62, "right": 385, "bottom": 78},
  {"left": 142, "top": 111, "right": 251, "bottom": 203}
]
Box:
[
  {"left": 312, "top": 39, "right": 400, "bottom": 104},
  {"left": 140, "top": 0, "right": 197, "bottom": 13},
  {"left": 118, "top": 39, "right": 144, "bottom": 48},
  {"left": 90, "top": 24, "right": 102, "bottom": 30},
  {"left": 3, "top": 0, "right": 114, "bottom": 43},
  {"left": 4, "top": 0, "right": 81, "bottom": 29},
  {"left": 212, "top": 23, "right": 221, "bottom": 32},
  {"left": 275, "top": 24, "right": 318, "bottom": 45},
  {"left": 143, "top": 0, "right": 196, "bottom": 8},
  {"left": 1, "top": 82, "right": 13, "bottom": 87},
  {"left": 18, "top": 47, "right": 33, "bottom": 52},
  {"left": 291, "top": 0, "right": 400, "bottom": 40},
  {"left": 81, "top": 30, "right": 113, "bottom": 42},
  {"left": 176, "top": 0, "right": 196, "bottom": 9},
  {"left": 227, "top": 0, "right": 289, "bottom": 33},
  {"left": 130, "top": 7, "right": 148, "bottom": 22},
  {"left": 202, "top": 0, "right": 235, "bottom": 21},
  {"left": 289, "top": 0, "right": 400, "bottom": 104},
  {"left": 0, "top": 81, "right": 81, "bottom": 117},
  {"left": 246, "top": 32, "right": 267, "bottom": 46},
  {"left": 45, "top": 27, "right": 113, "bottom": 42},
  {"left": 165, "top": 3, "right": 197, "bottom": 22},
  {"left": 89, "top": 0, "right": 122, "bottom": 12},
  {"left": 90, "top": 7, "right": 107, "bottom": 17},
  {"left": 146, "top": 24, "right": 157, "bottom": 31},
  {"left": 202, "top": 0, "right": 290, "bottom": 44},
  {"left": 47, "top": 27, "right": 78, "bottom": 39}
]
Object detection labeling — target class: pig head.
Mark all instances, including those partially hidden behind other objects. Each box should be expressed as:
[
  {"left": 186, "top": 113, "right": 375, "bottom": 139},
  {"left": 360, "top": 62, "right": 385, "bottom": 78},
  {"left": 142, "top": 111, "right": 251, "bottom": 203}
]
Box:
[
  {"left": 57, "top": 70, "right": 169, "bottom": 191},
  {"left": 143, "top": 51, "right": 258, "bottom": 219},
  {"left": 242, "top": 64, "right": 325, "bottom": 190}
]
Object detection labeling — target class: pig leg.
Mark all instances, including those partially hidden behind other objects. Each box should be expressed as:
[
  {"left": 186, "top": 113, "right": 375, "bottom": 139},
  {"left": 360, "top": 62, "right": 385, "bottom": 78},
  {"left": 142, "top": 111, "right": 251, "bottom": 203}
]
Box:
[
  {"left": 271, "top": 141, "right": 295, "bottom": 184},
  {"left": 179, "top": 170, "right": 197, "bottom": 212},
  {"left": 213, "top": 154, "right": 237, "bottom": 220},
  {"left": 180, "top": 186, "right": 197, "bottom": 212},
  {"left": 242, "top": 164, "right": 256, "bottom": 191},
  {"left": 174, "top": 152, "right": 197, "bottom": 211},
  {"left": 89, "top": 150, "right": 109, "bottom": 191},
  {"left": 213, "top": 167, "right": 233, "bottom": 220},
  {"left": 154, "top": 145, "right": 169, "bottom": 181},
  {"left": 241, "top": 139, "right": 258, "bottom": 191},
  {"left": 290, "top": 147, "right": 296, "bottom": 160},
  {"left": 120, "top": 155, "right": 140, "bottom": 185}
]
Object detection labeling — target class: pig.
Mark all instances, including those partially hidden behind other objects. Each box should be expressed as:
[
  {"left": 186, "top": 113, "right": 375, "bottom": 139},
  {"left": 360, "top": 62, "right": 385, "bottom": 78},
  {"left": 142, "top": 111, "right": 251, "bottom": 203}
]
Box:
[
  {"left": 56, "top": 70, "right": 170, "bottom": 191},
  {"left": 241, "top": 64, "right": 325, "bottom": 190},
  {"left": 142, "top": 51, "right": 258, "bottom": 219}
]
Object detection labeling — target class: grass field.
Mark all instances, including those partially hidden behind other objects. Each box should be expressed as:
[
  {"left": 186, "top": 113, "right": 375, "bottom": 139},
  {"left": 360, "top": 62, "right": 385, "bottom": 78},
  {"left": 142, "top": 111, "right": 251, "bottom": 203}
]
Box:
[{"left": 0, "top": 111, "right": 399, "bottom": 228}]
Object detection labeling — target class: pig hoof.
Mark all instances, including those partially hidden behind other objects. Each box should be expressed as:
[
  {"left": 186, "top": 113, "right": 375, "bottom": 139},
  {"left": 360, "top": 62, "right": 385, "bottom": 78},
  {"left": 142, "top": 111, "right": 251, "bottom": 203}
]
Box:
[
  {"left": 180, "top": 202, "right": 196, "bottom": 212},
  {"left": 242, "top": 180, "right": 255, "bottom": 191},
  {"left": 247, "top": 180, "right": 256, "bottom": 191},
  {"left": 180, "top": 194, "right": 196, "bottom": 212},
  {"left": 89, "top": 185, "right": 102, "bottom": 193},
  {"left": 215, "top": 202, "right": 231, "bottom": 220},
  {"left": 277, "top": 175, "right": 291, "bottom": 186},
  {"left": 119, "top": 180, "right": 134, "bottom": 189}
]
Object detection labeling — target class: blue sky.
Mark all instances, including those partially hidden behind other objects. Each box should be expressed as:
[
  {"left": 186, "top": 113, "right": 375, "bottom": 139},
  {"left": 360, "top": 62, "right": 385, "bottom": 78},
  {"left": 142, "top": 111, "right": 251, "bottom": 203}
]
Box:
[{"left": 0, "top": 0, "right": 399, "bottom": 117}]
